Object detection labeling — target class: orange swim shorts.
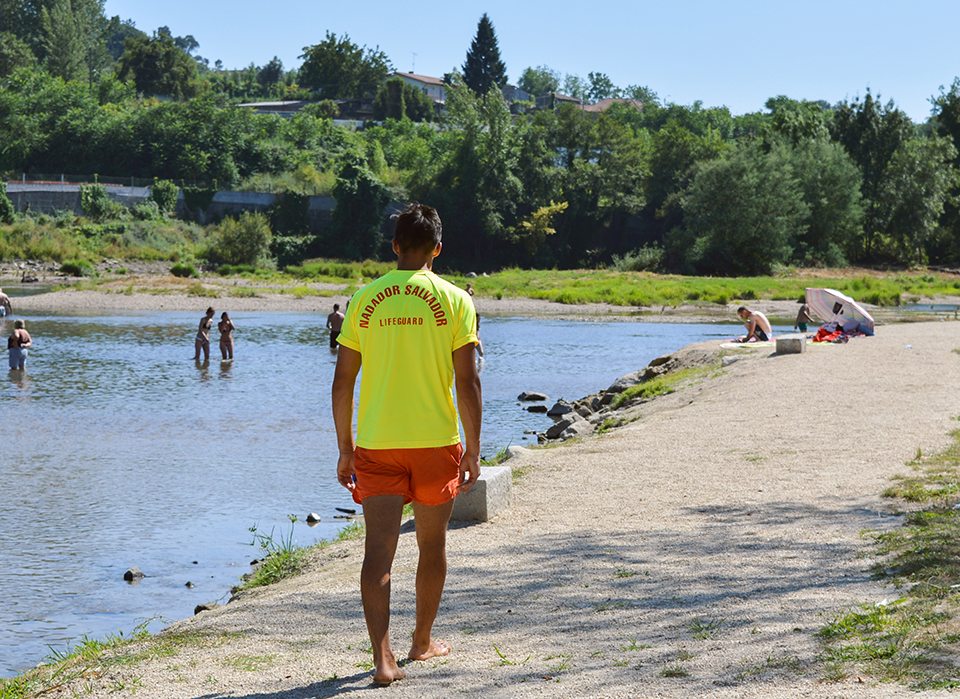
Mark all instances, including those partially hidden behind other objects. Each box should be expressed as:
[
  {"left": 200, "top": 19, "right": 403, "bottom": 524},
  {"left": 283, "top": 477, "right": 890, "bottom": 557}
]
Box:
[{"left": 352, "top": 444, "right": 464, "bottom": 506}]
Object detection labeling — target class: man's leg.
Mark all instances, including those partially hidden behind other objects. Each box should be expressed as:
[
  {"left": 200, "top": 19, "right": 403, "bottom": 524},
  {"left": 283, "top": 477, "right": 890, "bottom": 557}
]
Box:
[
  {"left": 408, "top": 499, "right": 455, "bottom": 661},
  {"left": 360, "top": 494, "right": 406, "bottom": 684}
]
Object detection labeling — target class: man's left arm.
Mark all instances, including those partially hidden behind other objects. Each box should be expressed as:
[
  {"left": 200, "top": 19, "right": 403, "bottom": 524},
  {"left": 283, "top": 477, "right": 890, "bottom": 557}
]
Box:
[
  {"left": 332, "top": 346, "right": 362, "bottom": 492},
  {"left": 453, "top": 343, "right": 482, "bottom": 494}
]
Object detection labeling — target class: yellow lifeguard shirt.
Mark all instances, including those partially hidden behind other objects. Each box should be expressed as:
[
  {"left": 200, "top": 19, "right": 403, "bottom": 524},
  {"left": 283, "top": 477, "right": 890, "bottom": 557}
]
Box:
[{"left": 337, "top": 269, "right": 478, "bottom": 449}]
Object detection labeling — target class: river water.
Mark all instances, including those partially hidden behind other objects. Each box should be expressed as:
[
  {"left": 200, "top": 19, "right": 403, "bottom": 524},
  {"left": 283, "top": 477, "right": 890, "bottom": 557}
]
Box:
[{"left": 0, "top": 294, "right": 789, "bottom": 676}]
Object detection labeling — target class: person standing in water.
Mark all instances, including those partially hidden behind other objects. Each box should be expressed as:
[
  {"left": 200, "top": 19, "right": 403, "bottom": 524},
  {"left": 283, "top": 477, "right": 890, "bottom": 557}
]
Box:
[
  {"left": 8, "top": 319, "right": 32, "bottom": 371},
  {"left": 326, "top": 303, "right": 345, "bottom": 349},
  {"left": 194, "top": 307, "right": 215, "bottom": 361},
  {"left": 218, "top": 312, "right": 236, "bottom": 359}
]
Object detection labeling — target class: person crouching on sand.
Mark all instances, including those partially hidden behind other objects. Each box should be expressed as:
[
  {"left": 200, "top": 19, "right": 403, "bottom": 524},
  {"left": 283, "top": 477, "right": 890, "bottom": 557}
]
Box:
[{"left": 736, "top": 306, "right": 773, "bottom": 342}]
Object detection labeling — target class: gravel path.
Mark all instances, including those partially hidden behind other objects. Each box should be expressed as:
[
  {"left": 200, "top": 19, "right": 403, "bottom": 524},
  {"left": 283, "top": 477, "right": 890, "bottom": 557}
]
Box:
[{"left": 41, "top": 318, "right": 960, "bottom": 698}]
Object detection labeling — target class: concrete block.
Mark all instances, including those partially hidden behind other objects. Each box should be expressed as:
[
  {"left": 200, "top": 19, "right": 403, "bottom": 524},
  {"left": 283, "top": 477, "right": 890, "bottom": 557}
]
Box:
[
  {"left": 450, "top": 466, "right": 512, "bottom": 522},
  {"left": 776, "top": 333, "right": 806, "bottom": 355}
]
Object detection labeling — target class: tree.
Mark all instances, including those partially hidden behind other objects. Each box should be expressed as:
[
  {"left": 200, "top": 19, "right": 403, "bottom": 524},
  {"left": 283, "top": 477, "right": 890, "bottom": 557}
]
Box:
[
  {"left": 373, "top": 77, "right": 434, "bottom": 122},
  {"left": 875, "top": 136, "right": 958, "bottom": 264},
  {"left": 830, "top": 90, "right": 915, "bottom": 260},
  {"left": 517, "top": 65, "right": 559, "bottom": 97},
  {"left": 329, "top": 156, "right": 390, "bottom": 260},
  {"left": 0, "top": 31, "right": 36, "bottom": 77},
  {"left": 40, "top": 0, "right": 86, "bottom": 81},
  {"left": 116, "top": 27, "right": 199, "bottom": 99},
  {"left": 461, "top": 13, "right": 506, "bottom": 95},
  {"left": 675, "top": 143, "right": 809, "bottom": 276},
  {"left": 105, "top": 18, "right": 144, "bottom": 60},
  {"left": 40, "top": 0, "right": 112, "bottom": 83},
  {"left": 625, "top": 84, "right": 659, "bottom": 107},
  {"left": 298, "top": 32, "right": 391, "bottom": 99},
  {"left": 785, "top": 139, "right": 864, "bottom": 266},
  {"left": 257, "top": 56, "right": 284, "bottom": 88},
  {"left": 562, "top": 74, "right": 588, "bottom": 101},
  {"left": 587, "top": 72, "right": 620, "bottom": 101}
]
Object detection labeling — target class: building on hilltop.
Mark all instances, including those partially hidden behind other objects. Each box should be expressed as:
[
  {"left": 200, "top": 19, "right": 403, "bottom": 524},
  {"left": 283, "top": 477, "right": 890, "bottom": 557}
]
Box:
[
  {"left": 392, "top": 72, "right": 447, "bottom": 105},
  {"left": 580, "top": 98, "right": 644, "bottom": 114}
]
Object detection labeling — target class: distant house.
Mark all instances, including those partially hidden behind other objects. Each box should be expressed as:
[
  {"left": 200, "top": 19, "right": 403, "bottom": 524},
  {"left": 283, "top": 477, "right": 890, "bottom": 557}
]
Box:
[
  {"left": 236, "top": 100, "right": 316, "bottom": 117},
  {"left": 501, "top": 84, "right": 532, "bottom": 104},
  {"left": 581, "top": 98, "right": 644, "bottom": 114},
  {"left": 393, "top": 72, "right": 447, "bottom": 104},
  {"left": 535, "top": 92, "right": 584, "bottom": 110}
]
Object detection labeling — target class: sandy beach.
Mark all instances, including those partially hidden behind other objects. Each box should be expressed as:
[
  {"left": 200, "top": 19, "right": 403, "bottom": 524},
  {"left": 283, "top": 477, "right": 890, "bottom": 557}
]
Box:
[{"left": 9, "top": 284, "right": 960, "bottom": 697}]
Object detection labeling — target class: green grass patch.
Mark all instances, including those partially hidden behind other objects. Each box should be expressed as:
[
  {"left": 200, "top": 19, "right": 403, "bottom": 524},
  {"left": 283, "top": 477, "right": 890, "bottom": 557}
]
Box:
[
  {"left": 438, "top": 268, "right": 947, "bottom": 308},
  {"left": 186, "top": 282, "right": 220, "bottom": 298},
  {"left": 0, "top": 622, "right": 239, "bottom": 698},
  {"left": 817, "top": 428, "right": 960, "bottom": 689},
  {"left": 612, "top": 363, "right": 721, "bottom": 408}
]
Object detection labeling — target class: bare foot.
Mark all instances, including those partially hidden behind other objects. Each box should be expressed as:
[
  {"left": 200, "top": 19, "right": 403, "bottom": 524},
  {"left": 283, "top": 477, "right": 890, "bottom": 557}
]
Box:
[
  {"left": 407, "top": 639, "right": 451, "bottom": 661},
  {"left": 372, "top": 651, "right": 405, "bottom": 685}
]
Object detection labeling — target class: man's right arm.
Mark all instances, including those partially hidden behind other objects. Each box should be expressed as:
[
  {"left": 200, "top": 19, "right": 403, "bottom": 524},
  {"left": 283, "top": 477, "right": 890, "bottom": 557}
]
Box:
[
  {"left": 332, "top": 346, "right": 362, "bottom": 492},
  {"left": 453, "top": 343, "right": 482, "bottom": 494}
]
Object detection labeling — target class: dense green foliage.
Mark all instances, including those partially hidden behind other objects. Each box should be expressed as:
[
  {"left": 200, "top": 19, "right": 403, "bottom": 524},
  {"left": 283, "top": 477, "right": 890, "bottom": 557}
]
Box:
[
  {"left": 298, "top": 31, "right": 390, "bottom": 99},
  {"left": 4, "top": 1, "right": 960, "bottom": 274}
]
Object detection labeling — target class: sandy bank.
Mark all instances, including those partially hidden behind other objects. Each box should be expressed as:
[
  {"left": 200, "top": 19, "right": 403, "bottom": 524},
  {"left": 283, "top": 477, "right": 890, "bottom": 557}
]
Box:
[
  {"left": 9, "top": 274, "right": 942, "bottom": 324},
  {"left": 34, "top": 319, "right": 960, "bottom": 698}
]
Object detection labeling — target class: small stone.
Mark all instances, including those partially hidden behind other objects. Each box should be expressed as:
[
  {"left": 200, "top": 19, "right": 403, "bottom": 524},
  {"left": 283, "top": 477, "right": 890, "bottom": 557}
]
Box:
[
  {"left": 526, "top": 405, "right": 548, "bottom": 413},
  {"left": 123, "top": 567, "right": 145, "bottom": 582},
  {"left": 517, "top": 391, "right": 548, "bottom": 402},
  {"left": 194, "top": 602, "right": 220, "bottom": 615},
  {"left": 185, "top": 581, "right": 195, "bottom": 588},
  {"left": 306, "top": 512, "right": 321, "bottom": 524}
]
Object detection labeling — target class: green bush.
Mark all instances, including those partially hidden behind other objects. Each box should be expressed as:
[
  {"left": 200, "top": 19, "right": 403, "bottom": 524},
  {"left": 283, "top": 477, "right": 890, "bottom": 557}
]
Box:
[
  {"left": 213, "top": 212, "right": 273, "bottom": 266},
  {"left": 150, "top": 179, "right": 179, "bottom": 214},
  {"left": 60, "top": 259, "right": 95, "bottom": 276},
  {"left": 80, "top": 184, "right": 123, "bottom": 221},
  {"left": 132, "top": 200, "right": 161, "bottom": 221},
  {"left": 170, "top": 263, "right": 197, "bottom": 278},
  {"left": 0, "top": 182, "right": 15, "bottom": 224},
  {"left": 610, "top": 245, "right": 664, "bottom": 272}
]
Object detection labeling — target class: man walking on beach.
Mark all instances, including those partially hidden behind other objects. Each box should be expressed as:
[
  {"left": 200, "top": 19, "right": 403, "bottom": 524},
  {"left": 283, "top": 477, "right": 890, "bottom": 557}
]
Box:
[{"left": 332, "top": 202, "right": 482, "bottom": 685}]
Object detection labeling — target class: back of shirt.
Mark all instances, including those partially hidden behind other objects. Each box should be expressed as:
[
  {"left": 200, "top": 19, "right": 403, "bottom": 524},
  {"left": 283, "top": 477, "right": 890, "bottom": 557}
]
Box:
[{"left": 337, "top": 269, "right": 477, "bottom": 449}]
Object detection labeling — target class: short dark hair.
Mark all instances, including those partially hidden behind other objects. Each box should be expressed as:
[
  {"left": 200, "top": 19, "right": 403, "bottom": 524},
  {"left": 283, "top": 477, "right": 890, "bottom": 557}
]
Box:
[
  {"left": 393, "top": 202, "right": 441, "bottom": 254},
  {"left": 333, "top": 303, "right": 340, "bottom": 311},
  {"left": 737, "top": 306, "right": 748, "bottom": 314}
]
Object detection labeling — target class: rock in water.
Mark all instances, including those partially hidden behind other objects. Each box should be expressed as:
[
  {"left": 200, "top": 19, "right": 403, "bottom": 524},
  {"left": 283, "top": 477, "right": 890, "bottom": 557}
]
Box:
[
  {"left": 123, "top": 567, "right": 145, "bottom": 582},
  {"left": 517, "top": 391, "right": 548, "bottom": 401},
  {"left": 526, "top": 405, "right": 548, "bottom": 413},
  {"left": 306, "top": 512, "right": 321, "bottom": 524}
]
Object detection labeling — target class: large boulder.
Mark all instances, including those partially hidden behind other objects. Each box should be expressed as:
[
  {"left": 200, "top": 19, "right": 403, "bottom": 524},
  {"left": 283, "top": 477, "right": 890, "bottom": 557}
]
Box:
[
  {"left": 545, "top": 412, "right": 592, "bottom": 440},
  {"left": 547, "top": 399, "right": 575, "bottom": 417}
]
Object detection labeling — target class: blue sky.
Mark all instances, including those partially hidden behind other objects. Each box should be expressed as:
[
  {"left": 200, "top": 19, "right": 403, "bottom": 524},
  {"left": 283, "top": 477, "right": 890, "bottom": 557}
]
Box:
[{"left": 104, "top": 0, "right": 959, "bottom": 122}]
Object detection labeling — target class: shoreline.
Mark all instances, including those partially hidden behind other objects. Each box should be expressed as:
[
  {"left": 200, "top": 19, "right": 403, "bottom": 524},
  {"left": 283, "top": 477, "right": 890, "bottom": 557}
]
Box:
[
  {"left": 7, "top": 276, "right": 956, "bottom": 324},
  {"left": 9, "top": 319, "right": 960, "bottom": 697}
]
